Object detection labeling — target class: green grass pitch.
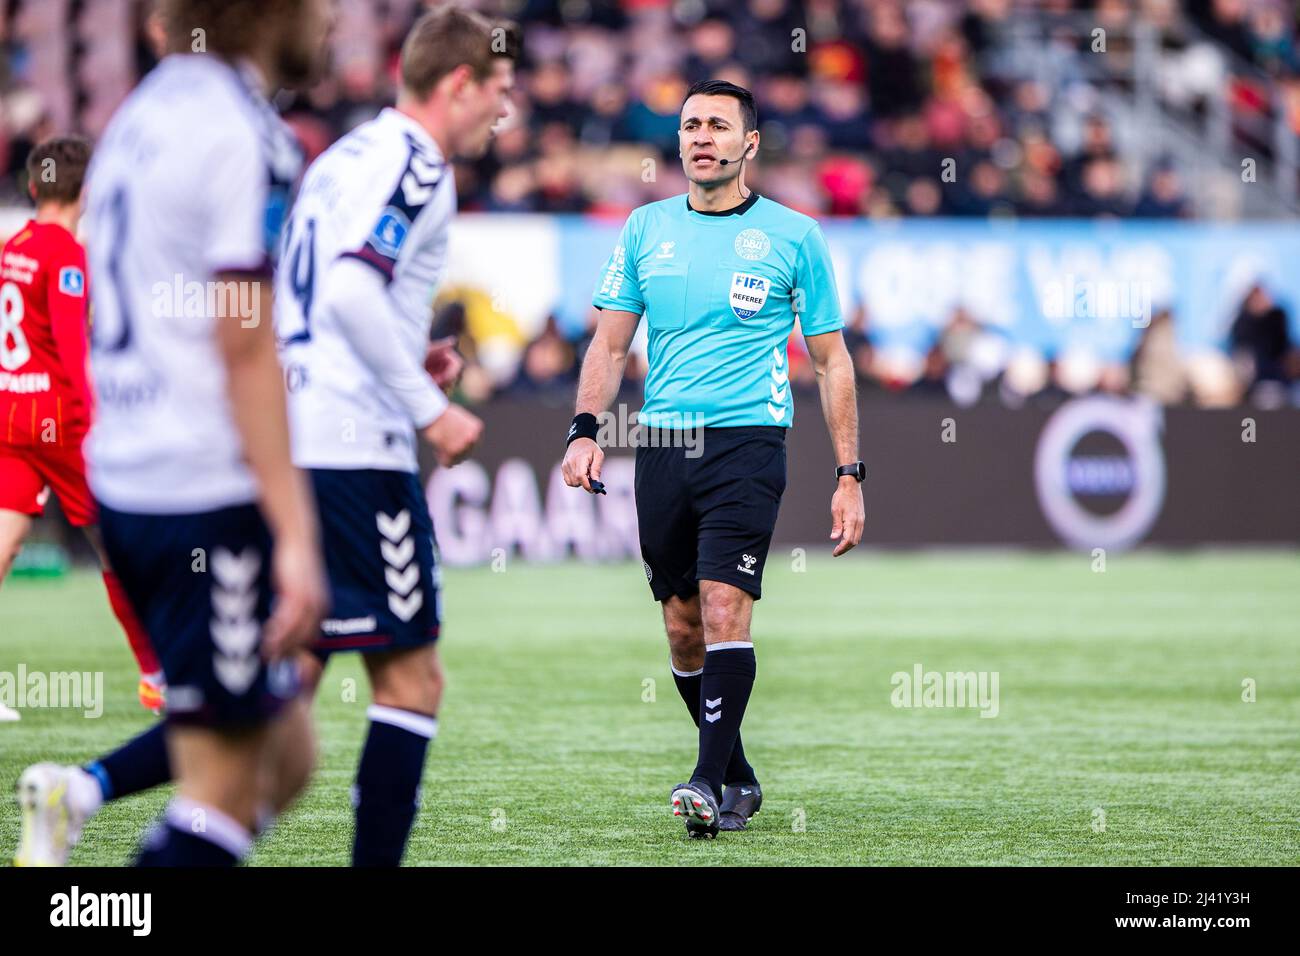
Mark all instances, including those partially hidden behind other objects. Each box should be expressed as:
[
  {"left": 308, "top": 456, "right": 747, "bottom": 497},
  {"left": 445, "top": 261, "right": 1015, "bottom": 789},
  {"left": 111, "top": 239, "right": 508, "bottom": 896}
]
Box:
[{"left": 1, "top": 552, "right": 1297, "bottom": 865}]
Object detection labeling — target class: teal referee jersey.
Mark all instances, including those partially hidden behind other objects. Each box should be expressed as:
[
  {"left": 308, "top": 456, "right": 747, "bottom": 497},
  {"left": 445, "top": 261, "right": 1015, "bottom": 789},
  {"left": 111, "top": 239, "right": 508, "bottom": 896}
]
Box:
[{"left": 592, "top": 192, "right": 842, "bottom": 428}]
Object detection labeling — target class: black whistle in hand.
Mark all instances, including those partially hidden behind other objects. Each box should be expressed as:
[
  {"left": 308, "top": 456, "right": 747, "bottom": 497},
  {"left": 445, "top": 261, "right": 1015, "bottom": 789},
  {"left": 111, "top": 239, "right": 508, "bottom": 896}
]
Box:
[{"left": 588, "top": 479, "right": 607, "bottom": 495}]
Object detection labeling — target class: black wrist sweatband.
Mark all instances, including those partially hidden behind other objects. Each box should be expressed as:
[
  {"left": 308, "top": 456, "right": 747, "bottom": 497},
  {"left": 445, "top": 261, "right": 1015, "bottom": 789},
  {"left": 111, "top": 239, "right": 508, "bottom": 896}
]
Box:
[{"left": 566, "top": 413, "right": 599, "bottom": 446}]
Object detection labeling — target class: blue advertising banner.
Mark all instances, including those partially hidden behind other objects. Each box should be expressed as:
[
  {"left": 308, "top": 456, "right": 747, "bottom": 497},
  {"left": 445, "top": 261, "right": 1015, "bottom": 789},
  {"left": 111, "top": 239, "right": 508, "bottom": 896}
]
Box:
[{"left": 551, "top": 216, "right": 1300, "bottom": 360}]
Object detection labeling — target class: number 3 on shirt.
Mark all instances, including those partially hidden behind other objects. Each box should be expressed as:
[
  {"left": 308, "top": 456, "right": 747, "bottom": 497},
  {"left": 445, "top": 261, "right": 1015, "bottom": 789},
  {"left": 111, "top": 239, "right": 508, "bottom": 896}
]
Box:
[{"left": 90, "top": 186, "right": 133, "bottom": 353}]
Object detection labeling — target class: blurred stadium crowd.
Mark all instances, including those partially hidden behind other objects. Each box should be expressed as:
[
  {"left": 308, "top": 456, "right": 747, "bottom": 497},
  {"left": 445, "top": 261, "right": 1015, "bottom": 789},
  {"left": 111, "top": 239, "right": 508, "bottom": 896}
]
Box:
[
  {"left": 0, "top": 0, "right": 1297, "bottom": 408},
  {"left": 7, "top": 0, "right": 1300, "bottom": 215}
]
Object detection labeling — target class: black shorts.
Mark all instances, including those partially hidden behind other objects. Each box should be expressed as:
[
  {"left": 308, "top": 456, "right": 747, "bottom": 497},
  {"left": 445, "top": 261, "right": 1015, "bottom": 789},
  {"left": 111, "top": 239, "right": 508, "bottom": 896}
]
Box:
[
  {"left": 99, "top": 501, "right": 300, "bottom": 729},
  {"left": 634, "top": 426, "right": 786, "bottom": 602},
  {"left": 309, "top": 468, "right": 441, "bottom": 658}
]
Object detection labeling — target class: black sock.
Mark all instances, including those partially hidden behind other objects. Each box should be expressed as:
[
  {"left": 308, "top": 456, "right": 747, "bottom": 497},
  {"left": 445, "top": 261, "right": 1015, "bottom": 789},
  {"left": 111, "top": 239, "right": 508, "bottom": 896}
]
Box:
[
  {"left": 672, "top": 666, "right": 757, "bottom": 787},
  {"left": 135, "top": 798, "right": 248, "bottom": 867},
  {"left": 352, "top": 705, "right": 435, "bottom": 867},
  {"left": 671, "top": 666, "right": 703, "bottom": 724},
  {"left": 86, "top": 722, "right": 171, "bottom": 801},
  {"left": 723, "top": 735, "right": 757, "bottom": 788},
  {"left": 690, "top": 645, "right": 756, "bottom": 796}
]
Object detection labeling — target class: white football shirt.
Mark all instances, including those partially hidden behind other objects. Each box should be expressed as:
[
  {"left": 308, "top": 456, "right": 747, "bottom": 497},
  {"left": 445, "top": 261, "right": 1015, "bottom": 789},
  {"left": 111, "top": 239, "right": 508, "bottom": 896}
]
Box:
[
  {"left": 275, "top": 107, "right": 455, "bottom": 473},
  {"left": 85, "top": 54, "right": 301, "bottom": 513}
]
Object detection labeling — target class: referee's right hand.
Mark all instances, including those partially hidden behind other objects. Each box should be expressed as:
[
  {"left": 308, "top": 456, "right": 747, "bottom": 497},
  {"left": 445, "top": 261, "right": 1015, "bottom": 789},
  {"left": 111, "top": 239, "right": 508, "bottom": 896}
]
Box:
[{"left": 562, "top": 437, "right": 604, "bottom": 493}]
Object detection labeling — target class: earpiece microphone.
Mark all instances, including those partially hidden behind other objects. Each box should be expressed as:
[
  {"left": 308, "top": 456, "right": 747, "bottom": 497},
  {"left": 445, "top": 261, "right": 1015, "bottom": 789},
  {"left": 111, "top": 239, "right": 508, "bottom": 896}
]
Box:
[{"left": 718, "top": 147, "right": 752, "bottom": 167}]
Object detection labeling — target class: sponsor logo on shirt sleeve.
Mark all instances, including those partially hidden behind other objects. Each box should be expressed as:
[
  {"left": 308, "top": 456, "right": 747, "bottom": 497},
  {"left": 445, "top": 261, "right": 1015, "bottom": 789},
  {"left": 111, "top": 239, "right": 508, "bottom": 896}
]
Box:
[
  {"left": 370, "top": 208, "right": 412, "bottom": 259},
  {"left": 58, "top": 266, "right": 85, "bottom": 297}
]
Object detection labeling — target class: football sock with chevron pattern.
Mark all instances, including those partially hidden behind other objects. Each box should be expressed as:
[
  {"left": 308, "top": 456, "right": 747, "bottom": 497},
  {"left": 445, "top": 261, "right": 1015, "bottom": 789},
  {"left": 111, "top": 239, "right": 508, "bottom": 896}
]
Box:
[
  {"left": 690, "top": 643, "right": 757, "bottom": 796},
  {"left": 672, "top": 664, "right": 757, "bottom": 787}
]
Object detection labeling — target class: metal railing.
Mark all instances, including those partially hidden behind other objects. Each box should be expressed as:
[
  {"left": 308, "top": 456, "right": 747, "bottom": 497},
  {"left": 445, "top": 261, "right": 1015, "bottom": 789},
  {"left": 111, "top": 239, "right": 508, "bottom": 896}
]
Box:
[{"left": 989, "top": 9, "right": 1300, "bottom": 218}]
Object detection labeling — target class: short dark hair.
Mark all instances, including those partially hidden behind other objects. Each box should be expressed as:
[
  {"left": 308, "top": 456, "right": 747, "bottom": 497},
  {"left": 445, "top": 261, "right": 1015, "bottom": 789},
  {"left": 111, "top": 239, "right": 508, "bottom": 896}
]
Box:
[
  {"left": 26, "top": 136, "right": 92, "bottom": 205},
  {"left": 401, "top": 6, "right": 521, "bottom": 100},
  {"left": 683, "top": 79, "right": 757, "bottom": 132}
]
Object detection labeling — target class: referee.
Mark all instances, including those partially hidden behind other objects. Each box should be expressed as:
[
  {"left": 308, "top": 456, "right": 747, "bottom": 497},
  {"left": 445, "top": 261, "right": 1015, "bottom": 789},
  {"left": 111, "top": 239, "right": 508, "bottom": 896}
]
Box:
[{"left": 562, "top": 79, "right": 865, "bottom": 839}]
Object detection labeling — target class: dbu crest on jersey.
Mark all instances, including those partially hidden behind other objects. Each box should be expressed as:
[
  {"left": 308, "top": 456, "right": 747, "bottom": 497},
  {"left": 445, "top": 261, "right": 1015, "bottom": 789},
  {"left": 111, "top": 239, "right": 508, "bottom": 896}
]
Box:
[
  {"left": 58, "top": 266, "right": 84, "bottom": 297},
  {"left": 729, "top": 272, "right": 769, "bottom": 320},
  {"left": 371, "top": 208, "right": 411, "bottom": 259},
  {"left": 734, "top": 228, "right": 771, "bottom": 261}
]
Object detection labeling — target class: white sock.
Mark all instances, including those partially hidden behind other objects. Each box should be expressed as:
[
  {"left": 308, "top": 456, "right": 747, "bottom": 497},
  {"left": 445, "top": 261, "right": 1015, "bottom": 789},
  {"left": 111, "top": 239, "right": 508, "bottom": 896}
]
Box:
[{"left": 67, "top": 767, "right": 104, "bottom": 817}]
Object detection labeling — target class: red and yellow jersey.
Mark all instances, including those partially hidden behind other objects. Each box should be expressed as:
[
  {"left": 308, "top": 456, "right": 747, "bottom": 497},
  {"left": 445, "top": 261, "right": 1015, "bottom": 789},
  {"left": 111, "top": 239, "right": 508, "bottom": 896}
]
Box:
[{"left": 0, "top": 220, "right": 92, "bottom": 447}]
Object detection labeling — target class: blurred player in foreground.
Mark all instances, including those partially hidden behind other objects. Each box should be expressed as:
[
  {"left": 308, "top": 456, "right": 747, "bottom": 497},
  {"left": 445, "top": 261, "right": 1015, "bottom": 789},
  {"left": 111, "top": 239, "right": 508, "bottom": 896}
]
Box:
[
  {"left": 563, "top": 80, "right": 865, "bottom": 839},
  {"left": 15, "top": 0, "right": 331, "bottom": 867},
  {"left": 12, "top": 2, "right": 509, "bottom": 870},
  {"left": 0, "top": 137, "right": 163, "bottom": 719},
  {"left": 275, "top": 5, "right": 513, "bottom": 865}
]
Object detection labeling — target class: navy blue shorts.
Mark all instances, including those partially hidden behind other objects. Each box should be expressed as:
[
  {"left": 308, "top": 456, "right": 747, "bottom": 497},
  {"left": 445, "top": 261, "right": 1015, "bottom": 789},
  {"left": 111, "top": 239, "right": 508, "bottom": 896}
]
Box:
[
  {"left": 634, "top": 426, "right": 786, "bottom": 602},
  {"left": 309, "top": 468, "right": 441, "bottom": 657},
  {"left": 99, "top": 502, "right": 301, "bottom": 728}
]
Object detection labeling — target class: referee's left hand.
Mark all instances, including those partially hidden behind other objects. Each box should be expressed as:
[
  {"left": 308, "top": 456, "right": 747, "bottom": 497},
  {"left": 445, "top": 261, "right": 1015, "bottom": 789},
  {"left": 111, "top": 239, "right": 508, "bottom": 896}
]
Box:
[{"left": 830, "top": 479, "right": 865, "bottom": 557}]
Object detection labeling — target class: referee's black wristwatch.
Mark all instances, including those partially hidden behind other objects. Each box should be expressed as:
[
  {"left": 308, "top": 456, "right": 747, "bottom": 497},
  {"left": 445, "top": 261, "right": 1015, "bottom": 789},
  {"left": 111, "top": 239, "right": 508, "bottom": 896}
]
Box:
[{"left": 836, "top": 461, "right": 866, "bottom": 482}]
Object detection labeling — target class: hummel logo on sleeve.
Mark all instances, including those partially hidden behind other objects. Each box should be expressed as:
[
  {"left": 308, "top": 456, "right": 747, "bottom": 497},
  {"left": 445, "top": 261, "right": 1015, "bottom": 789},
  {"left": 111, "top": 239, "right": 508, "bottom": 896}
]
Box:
[
  {"left": 400, "top": 150, "right": 443, "bottom": 206},
  {"left": 600, "top": 244, "right": 626, "bottom": 298}
]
